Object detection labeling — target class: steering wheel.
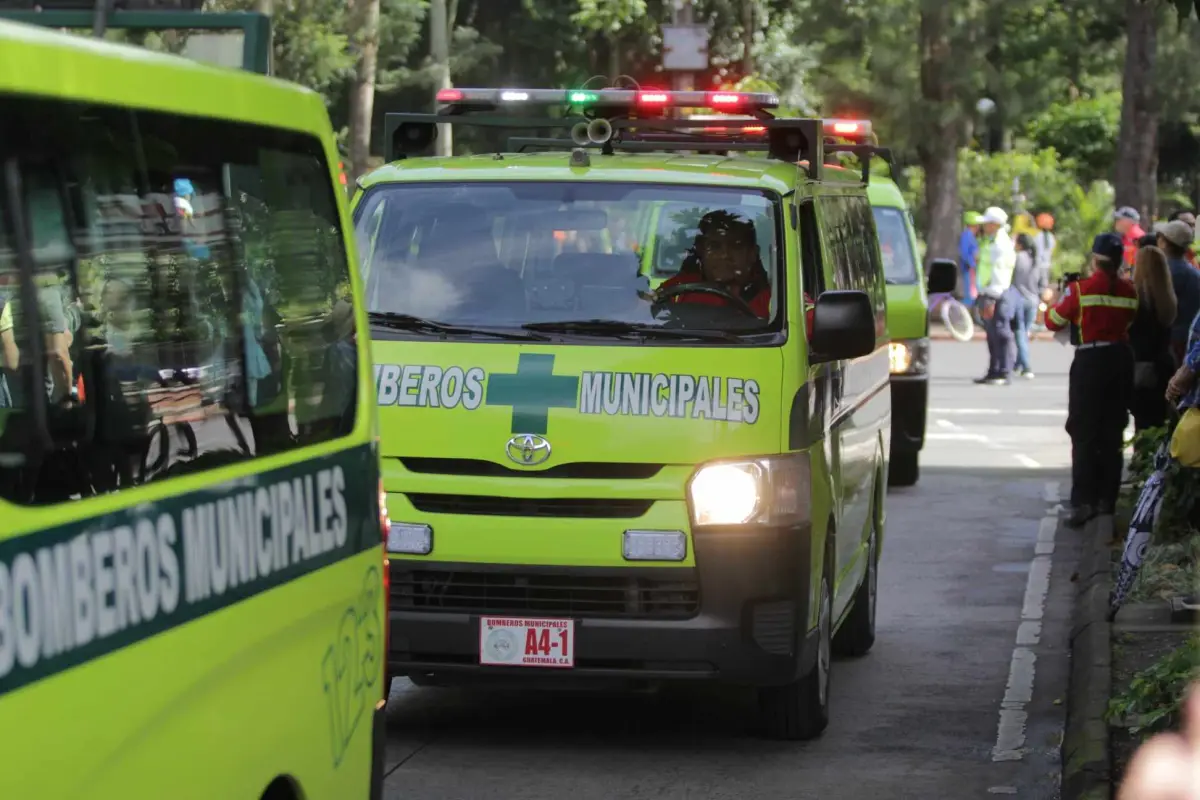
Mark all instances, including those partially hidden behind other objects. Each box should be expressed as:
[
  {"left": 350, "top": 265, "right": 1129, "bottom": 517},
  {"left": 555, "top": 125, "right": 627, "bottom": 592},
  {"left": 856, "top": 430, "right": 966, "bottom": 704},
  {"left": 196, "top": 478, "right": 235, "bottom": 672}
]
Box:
[{"left": 653, "top": 282, "right": 760, "bottom": 318}]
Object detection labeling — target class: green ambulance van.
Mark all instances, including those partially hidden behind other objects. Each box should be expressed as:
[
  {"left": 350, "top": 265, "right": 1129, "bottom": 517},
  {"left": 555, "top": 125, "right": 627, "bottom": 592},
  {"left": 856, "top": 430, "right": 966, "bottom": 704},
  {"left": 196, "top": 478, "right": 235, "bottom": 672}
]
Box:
[
  {"left": 357, "top": 88, "right": 944, "bottom": 740},
  {"left": 819, "top": 120, "right": 933, "bottom": 488},
  {"left": 0, "top": 20, "right": 387, "bottom": 800},
  {"left": 868, "top": 176, "right": 930, "bottom": 487}
]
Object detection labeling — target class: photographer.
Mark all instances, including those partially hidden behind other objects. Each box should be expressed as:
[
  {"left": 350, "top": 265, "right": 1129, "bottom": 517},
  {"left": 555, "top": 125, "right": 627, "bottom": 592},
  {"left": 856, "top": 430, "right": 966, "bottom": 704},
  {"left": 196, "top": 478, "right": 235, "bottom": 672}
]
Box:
[{"left": 1045, "top": 233, "right": 1139, "bottom": 528}]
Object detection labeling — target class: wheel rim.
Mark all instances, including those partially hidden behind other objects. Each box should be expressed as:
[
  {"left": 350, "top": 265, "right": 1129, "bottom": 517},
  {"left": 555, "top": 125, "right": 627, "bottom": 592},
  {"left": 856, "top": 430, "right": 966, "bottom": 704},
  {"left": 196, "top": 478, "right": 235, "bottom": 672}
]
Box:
[
  {"left": 867, "top": 533, "right": 878, "bottom": 629},
  {"left": 818, "top": 578, "right": 831, "bottom": 705}
]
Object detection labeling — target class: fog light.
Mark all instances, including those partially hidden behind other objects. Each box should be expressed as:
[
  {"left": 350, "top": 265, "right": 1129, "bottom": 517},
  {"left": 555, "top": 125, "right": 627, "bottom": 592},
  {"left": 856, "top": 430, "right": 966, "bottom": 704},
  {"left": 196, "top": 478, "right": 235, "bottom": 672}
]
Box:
[
  {"left": 388, "top": 522, "right": 433, "bottom": 555},
  {"left": 622, "top": 530, "right": 687, "bottom": 562}
]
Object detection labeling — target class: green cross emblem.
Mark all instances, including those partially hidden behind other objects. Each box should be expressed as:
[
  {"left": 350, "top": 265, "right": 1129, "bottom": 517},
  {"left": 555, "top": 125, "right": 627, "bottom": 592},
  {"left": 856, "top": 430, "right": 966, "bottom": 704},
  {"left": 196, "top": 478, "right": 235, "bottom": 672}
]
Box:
[{"left": 485, "top": 353, "right": 580, "bottom": 434}]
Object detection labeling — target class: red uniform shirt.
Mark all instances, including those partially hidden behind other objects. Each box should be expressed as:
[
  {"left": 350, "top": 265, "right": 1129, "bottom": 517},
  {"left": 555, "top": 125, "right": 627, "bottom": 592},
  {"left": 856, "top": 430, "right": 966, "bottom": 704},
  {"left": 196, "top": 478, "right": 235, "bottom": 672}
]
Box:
[
  {"left": 1044, "top": 271, "right": 1138, "bottom": 344},
  {"left": 658, "top": 271, "right": 815, "bottom": 336}
]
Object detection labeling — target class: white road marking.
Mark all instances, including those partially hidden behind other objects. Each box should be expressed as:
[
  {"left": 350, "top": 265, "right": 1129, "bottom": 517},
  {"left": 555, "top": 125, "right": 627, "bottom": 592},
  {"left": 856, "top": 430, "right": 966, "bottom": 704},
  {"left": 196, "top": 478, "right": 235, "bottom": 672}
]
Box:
[
  {"left": 927, "top": 433, "right": 990, "bottom": 442},
  {"left": 992, "top": 482, "right": 1059, "bottom": 762},
  {"left": 987, "top": 788, "right": 1018, "bottom": 795},
  {"left": 1042, "top": 482, "right": 1060, "bottom": 503},
  {"left": 936, "top": 418, "right": 966, "bottom": 432},
  {"left": 1013, "top": 453, "right": 1041, "bottom": 469},
  {"left": 930, "top": 408, "right": 1066, "bottom": 416}
]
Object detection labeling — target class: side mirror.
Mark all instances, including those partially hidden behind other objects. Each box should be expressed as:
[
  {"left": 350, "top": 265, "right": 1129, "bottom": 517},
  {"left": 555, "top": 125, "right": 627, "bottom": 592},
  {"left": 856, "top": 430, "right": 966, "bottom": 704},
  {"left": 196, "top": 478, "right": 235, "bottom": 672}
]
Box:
[
  {"left": 927, "top": 258, "right": 958, "bottom": 295},
  {"left": 810, "top": 290, "right": 876, "bottom": 362}
]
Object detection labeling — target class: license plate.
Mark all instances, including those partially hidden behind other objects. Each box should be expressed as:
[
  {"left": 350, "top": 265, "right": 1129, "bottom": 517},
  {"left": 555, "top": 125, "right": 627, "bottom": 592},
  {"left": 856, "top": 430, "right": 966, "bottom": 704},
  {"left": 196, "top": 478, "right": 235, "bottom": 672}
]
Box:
[{"left": 479, "top": 616, "right": 575, "bottom": 668}]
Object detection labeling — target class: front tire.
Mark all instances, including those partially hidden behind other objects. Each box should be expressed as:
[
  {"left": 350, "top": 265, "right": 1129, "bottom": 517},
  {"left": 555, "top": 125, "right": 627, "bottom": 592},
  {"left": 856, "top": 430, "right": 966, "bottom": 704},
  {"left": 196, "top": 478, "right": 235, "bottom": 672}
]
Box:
[
  {"left": 833, "top": 528, "right": 878, "bottom": 657},
  {"left": 758, "top": 574, "right": 832, "bottom": 741},
  {"left": 888, "top": 449, "right": 919, "bottom": 487}
]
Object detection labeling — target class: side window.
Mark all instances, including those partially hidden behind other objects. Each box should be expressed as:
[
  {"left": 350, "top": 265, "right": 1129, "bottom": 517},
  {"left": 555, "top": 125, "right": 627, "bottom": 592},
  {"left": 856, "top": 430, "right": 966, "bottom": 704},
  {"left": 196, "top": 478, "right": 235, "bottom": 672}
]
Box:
[
  {"left": 818, "top": 196, "right": 855, "bottom": 292},
  {"left": 797, "top": 200, "right": 825, "bottom": 297},
  {"left": 0, "top": 94, "right": 356, "bottom": 506}
]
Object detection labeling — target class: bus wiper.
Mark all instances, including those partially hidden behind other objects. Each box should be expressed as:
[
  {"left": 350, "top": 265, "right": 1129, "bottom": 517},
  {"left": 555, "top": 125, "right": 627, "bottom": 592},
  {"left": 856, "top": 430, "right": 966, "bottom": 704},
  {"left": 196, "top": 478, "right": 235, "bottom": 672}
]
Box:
[
  {"left": 369, "top": 312, "right": 549, "bottom": 341},
  {"left": 523, "top": 319, "right": 743, "bottom": 342}
]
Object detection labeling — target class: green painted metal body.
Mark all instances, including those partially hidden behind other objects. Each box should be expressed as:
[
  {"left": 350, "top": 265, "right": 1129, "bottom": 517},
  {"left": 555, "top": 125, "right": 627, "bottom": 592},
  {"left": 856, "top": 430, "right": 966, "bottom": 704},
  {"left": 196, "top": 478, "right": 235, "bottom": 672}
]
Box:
[{"left": 0, "top": 9, "right": 270, "bottom": 73}]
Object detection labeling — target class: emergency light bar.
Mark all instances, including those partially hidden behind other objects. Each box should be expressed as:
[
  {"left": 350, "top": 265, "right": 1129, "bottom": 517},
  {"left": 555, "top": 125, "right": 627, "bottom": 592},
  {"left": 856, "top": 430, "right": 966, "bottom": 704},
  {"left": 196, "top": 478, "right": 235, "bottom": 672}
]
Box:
[{"left": 435, "top": 87, "right": 780, "bottom": 113}]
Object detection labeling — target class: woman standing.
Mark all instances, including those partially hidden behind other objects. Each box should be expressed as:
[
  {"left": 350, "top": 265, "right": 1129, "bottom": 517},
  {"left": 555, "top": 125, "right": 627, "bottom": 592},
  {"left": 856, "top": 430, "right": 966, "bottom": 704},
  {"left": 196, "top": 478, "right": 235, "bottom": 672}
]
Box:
[
  {"left": 1012, "top": 233, "right": 1047, "bottom": 378},
  {"left": 1129, "top": 245, "right": 1178, "bottom": 431}
]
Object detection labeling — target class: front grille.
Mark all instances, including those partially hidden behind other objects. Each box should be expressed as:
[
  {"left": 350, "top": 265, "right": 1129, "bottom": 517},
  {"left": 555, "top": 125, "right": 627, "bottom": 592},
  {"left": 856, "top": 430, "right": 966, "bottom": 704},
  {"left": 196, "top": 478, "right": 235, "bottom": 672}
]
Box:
[
  {"left": 405, "top": 493, "right": 653, "bottom": 518},
  {"left": 400, "top": 458, "right": 664, "bottom": 480},
  {"left": 391, "top": 568, "right": 700, "bottom": 619}
]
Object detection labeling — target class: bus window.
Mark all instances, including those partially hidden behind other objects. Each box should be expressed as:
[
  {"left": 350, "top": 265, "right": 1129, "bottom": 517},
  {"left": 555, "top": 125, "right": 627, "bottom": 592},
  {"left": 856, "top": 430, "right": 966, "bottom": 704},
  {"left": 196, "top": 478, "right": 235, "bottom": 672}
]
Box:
[{"left": 0, "top": 95, "right": 357, "bottom": 505}]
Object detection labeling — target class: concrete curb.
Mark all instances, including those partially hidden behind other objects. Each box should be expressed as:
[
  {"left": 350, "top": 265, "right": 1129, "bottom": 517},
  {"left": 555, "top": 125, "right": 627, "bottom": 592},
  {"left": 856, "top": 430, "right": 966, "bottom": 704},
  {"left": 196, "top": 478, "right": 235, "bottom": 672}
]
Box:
[{"left": 1061, "top": 516, "right": 1114, "bottom": 800}]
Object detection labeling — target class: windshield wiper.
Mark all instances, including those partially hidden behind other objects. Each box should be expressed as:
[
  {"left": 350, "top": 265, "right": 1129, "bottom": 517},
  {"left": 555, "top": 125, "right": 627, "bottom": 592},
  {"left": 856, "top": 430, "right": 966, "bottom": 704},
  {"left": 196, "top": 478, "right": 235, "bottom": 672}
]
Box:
[
  {"left": 522, "top": 319, "right": 744, "bottom": 343},
  {"left": 369, "top": 312, "right": 549, "bottom": 341}
]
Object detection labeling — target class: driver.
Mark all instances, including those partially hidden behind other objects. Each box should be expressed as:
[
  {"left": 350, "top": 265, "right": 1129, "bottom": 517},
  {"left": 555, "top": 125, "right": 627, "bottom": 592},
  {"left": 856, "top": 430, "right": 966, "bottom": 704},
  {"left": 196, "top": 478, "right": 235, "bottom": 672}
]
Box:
[{"left": 656, "top": 209, "right": 814, "bottom": 335}]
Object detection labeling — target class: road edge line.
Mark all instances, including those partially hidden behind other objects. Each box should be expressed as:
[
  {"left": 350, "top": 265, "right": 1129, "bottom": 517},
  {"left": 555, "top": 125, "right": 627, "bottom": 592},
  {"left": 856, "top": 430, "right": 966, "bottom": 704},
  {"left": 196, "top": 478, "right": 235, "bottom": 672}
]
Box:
[{"left": 1061, "top": 516, "right": 1113, "bottom": 800}]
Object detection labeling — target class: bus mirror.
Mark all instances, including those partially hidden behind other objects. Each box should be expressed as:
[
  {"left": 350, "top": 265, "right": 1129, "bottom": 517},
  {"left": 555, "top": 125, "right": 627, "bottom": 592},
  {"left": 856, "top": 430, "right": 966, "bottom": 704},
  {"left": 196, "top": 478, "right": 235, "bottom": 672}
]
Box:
[
  {"left": 927, "top": 259, "right": 957, "bottom": 294},
  {"left": 810, "top": 290, "right": 875, "bottom": 362}
]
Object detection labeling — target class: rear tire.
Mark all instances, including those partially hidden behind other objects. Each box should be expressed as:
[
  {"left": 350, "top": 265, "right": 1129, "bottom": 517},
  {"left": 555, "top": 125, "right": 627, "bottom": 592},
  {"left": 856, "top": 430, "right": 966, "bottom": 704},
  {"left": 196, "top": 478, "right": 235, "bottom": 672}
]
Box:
[
  {"left": 888, "top": 449, "right": 919, "bottom": 487},
  {"left": 833, "top": 527, "right": 878, "bottom": 657},
  {"left": 758, "top": 574, "right": 832, "bottom": 741}
]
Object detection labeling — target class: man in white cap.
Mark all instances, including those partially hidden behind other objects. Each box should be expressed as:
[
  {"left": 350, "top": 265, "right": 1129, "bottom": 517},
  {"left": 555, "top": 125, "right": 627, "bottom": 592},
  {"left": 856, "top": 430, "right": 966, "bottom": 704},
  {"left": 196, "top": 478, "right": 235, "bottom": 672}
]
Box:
[
  {"left": 975, "top": 206, "right": 1016, "bottom": 298},
  {"left": 973, "top": 206, "right": 1020, "bottom": 384},
  {"left": 1113, "top": 206, "right": 1145, "bottom": 270}
]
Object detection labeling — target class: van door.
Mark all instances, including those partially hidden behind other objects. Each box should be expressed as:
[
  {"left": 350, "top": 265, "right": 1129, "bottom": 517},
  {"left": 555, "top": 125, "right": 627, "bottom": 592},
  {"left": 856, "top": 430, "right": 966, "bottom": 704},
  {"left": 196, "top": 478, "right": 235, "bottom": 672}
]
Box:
[{"left": 816, "top": 195, "right": 873, "bottom": 617}]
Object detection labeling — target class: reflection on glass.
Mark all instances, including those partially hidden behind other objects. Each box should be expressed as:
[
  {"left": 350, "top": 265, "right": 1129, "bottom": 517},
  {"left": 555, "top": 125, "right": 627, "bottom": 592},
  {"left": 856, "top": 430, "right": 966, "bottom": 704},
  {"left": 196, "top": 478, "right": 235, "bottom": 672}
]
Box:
[
  {"left": 356, "top": 182, "right": 782, "bottom": 335},
  {"left": 0, "top": 96, "right": 357, "bottom": 506},
  {"left": 872, "top": 206, "right": 919, "bottom": 284}
]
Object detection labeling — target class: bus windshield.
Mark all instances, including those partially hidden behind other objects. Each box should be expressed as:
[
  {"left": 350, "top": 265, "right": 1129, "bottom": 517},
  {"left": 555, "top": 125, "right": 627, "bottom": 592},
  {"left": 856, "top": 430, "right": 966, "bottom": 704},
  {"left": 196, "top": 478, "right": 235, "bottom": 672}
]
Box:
[
  {"left": 354, "top": 181, "right": 783, "bottom": 339},
  {"left": 872, "top": 206, "right": 920, "bottom": 284}
]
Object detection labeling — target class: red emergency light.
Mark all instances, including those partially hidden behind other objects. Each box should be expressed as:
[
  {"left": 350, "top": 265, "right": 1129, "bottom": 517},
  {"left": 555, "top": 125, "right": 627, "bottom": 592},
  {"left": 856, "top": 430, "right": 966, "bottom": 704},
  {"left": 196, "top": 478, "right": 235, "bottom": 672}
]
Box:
[
  {"left": 824, "top": 119, "right": 873, "bottom": 139},
  {"left": 436, "top": 88, "right": 465, "bottom": 102},
  {"left": 638, "top": 91, "right": 671, "bottom": 105}
]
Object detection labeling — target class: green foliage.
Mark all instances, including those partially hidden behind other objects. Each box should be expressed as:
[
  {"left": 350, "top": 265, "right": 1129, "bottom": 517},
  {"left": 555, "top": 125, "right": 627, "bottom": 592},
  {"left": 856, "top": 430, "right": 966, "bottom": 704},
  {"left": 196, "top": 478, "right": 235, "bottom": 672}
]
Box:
[
  {"left": 1108, "top": 635, "right": 1200, "bottom": 738},
  {"left": 1025, "top": 94, "right": 1121, "bottom": 184},
  {"left": 1129, "top": 425, "right": 1171, "bottom": 489},
  {"left": 571, "top": 0, "right": 649, "bottom": 34},
  {"left": 1157, "top": 461, "right": 1200, "bottom": 543},
  {"left": 902, "top": 147, "right": 1113, "bottom": 265}
]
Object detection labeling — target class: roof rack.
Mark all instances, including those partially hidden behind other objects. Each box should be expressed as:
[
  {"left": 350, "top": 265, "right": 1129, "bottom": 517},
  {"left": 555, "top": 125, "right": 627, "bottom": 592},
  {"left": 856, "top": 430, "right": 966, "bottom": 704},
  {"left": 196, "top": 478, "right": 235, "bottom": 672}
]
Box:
[{"left": 382, "top": 87, "right": 829, "bottom": 180}]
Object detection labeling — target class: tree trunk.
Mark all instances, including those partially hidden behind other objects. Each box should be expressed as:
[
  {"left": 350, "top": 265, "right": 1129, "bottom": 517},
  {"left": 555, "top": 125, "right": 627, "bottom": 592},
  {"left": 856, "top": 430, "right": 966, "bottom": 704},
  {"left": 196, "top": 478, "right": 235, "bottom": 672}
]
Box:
[
  {"left": 984, "top": 5, "right": 1006, "bottom": 153},
  {"left": 346, "top": 0, "right": 380, "bottom": 184},
  {"left": 742, "top": 0, "right": 755, "bottom": 75},
  {"left": 917, "top": 1, "right": 962, "bottom": 265},
  {"left": 1113, "top": 0, "right": 1159, "bottom": 221}
]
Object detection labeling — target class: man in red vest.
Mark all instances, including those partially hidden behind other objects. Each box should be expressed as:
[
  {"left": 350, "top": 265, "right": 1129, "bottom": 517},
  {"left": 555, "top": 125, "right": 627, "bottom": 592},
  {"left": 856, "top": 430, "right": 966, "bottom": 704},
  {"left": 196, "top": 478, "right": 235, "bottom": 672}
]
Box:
[{"left": 1045, "top": 233, "right": 1139, "bottom": 527}]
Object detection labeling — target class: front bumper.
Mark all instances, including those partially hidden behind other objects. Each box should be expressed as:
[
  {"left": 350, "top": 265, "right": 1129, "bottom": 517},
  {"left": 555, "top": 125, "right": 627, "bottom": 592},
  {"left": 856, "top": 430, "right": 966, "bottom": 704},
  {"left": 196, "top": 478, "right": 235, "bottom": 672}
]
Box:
[
  {"left": 387, "top": 522, "right": 817, "bottom": 688},
  {"left": 889, "top": 375, "right": 928, "bottom": 453}
]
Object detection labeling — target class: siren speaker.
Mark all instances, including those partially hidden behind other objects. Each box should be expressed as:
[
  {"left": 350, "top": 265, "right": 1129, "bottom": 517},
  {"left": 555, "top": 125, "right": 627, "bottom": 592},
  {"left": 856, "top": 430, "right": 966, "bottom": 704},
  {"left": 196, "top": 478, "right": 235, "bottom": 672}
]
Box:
[
  {"left": 571, "top": 122, "right": 591, "bottom": 146},
  {"left": 587, "top": 118, "right": 613, "bottom": 145}
]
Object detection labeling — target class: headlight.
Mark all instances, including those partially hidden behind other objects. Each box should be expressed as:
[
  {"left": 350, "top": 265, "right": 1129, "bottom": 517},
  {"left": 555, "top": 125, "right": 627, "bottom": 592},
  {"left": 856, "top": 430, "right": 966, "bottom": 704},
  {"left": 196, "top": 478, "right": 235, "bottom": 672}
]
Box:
[
  {"left": 889, "top": 337, "right": 930, "bottom": 375},
  {"left": 687, "top": 453, "right": 810, "bottom": 528}
]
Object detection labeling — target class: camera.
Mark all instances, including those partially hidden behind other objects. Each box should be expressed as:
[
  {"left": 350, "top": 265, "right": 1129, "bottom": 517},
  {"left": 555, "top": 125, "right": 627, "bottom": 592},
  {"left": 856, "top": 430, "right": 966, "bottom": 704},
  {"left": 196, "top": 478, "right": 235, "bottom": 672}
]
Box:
[
  {"left": 1137, "top": 233, "right": 1158, "bottom": 249},
  {"left": 1059, "top": 271, "right": 1081, "bottom": 292}
]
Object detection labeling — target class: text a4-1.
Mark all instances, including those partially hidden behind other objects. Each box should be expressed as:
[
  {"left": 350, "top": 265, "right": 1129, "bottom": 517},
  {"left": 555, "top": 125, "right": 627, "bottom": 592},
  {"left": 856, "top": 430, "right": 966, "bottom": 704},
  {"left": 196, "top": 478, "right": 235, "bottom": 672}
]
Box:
[{"left": 479, "top": 616, "right": 575, "bottom": 668}]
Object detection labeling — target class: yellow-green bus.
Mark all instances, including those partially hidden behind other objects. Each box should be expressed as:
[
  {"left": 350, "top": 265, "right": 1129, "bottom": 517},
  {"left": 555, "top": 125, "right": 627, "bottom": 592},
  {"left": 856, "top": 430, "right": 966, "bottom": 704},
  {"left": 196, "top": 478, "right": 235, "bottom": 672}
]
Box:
[{"left": 0, "top": 20, "right": 387, "bottom": 800}]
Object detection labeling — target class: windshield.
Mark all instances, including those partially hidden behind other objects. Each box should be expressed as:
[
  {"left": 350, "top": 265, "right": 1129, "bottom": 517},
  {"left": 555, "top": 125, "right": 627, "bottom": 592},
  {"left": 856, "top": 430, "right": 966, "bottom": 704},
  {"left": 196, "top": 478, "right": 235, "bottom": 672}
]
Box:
[
  {"left": 354, "top": 182, "right": 782, "bottom": 339},
  {"left": 872, "top": 206, "right": 919, "bottom": 284}
]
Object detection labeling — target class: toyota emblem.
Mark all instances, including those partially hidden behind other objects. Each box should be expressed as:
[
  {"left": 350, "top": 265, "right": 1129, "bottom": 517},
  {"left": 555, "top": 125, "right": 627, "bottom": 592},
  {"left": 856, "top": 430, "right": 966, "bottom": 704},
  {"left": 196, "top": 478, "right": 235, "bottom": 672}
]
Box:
[{"left": 505, "top": 434, "right": 552, "bottom": 466}]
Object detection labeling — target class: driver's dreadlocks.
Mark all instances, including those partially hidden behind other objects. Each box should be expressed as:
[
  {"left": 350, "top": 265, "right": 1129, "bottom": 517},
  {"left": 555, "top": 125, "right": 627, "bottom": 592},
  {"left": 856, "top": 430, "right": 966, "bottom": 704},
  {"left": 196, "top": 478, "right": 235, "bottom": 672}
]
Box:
[{"left": 696, "top": 209, "right": 756, "bottom": 245}]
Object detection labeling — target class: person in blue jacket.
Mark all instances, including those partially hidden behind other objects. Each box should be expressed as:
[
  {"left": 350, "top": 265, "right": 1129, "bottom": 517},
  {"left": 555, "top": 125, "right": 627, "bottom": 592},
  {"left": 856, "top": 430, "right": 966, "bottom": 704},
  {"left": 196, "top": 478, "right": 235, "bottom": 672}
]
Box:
[{"left": 959, "top": 211, "right": 982, "bottom": 305}]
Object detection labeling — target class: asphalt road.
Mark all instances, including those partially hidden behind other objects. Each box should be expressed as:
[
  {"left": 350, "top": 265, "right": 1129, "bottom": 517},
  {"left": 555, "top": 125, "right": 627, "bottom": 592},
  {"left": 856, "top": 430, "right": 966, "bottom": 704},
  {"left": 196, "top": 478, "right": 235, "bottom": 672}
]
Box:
[{"left": 381, "top": 339, "right": 1082, "bottom": 800}]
